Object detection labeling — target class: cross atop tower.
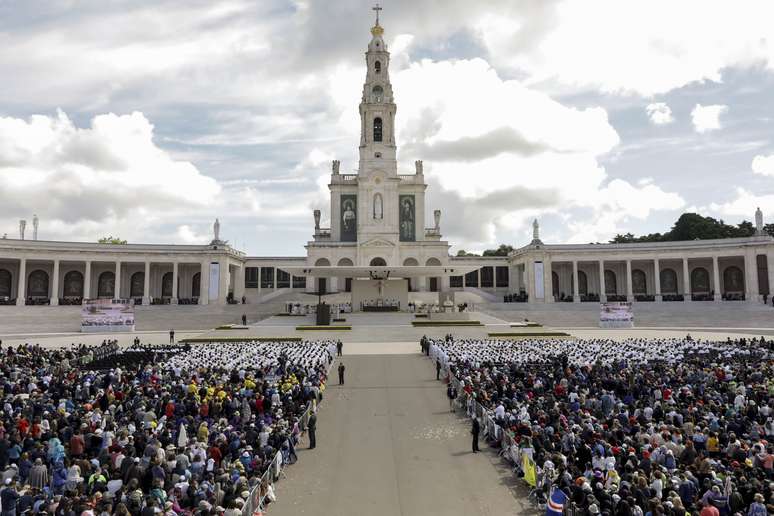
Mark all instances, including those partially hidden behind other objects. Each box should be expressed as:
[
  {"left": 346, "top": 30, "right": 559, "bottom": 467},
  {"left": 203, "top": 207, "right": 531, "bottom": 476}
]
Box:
[{"left": 372, "top": 3, "right": 382, "bottom": 25}]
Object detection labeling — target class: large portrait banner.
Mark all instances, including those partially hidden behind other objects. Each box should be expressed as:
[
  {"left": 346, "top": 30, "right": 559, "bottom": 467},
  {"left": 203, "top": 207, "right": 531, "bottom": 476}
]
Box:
[
  {"left": 341, "top": 194, "right": 357, "bottom": 242},
  {"left": 399, "top": 195, "right": 415, "bottom": 242}
]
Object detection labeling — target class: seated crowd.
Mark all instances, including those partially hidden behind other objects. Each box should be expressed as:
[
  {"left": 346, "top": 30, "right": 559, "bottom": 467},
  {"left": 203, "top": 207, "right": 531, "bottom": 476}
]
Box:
[
  {"left": 0, "top": 339, "right": 334, "bottom": 515},
  {"left": 428, "top": 336, "right": 774, "bottom": 516}
]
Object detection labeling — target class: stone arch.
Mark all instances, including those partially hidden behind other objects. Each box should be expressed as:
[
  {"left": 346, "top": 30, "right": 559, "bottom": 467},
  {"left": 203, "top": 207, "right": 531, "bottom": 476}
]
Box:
[
  {"left": 192, "top": 273, "right": 201, "bottom": 298},
  {"left": 425, "top": 258, "right": 442, "bottom": 291},
  {"left": 373, "top": 117, "right": 383, "bottom": 142},
  {"left": 632, "top": 269, "right": 647, "bottom": 294},
  {"left": 0, "top": 269, "right": 11, "bottom": 298},
  {"left": 690, "top": 267, "right": 710, "bottom": 293},
  {"left": 374, "top": 60, "right": 381, "bottom": 74},
  {"left": 314, "top": 258, "right": 331, "bottom": 266},
  {"left": 370, "top": 257, "right": 387, "bottom": 266},
  {"left": 660, "top": 268, "right": 678, "bottom": 294},
  {"left": 162, "top": 272, "right": 173, "bottom": 298},
  {"left": 63, "top": 271, "right": 83, "bottom": 297},
  {"left": 403, "top": 258, "right": 419, "bottom": 266},
  {"left": 578, "top": 270, "right": 588, "bottom": 295},
  {"left": 130, "top": 272, "right": 144, "bottom": 298},
  {"left": 372, "top": 85, "right": 383, "bottom": 103},
  {"left": 723, "top": 266, "right": 744, "bottom": 293},
  {"left": 604, "top": 270, "right": 617, "bottom": 295},
  {"left": 552, "top": 271, "right": 559, "bottom": 298},
  {"left": 97, "top": 271, "right": 115, "bottom": 298},
  {"left": 337, "top": 258, "right": 354, "bottom": 292},
  {"left": 27, "top": 270, "right": 49, "bottom": 297}
]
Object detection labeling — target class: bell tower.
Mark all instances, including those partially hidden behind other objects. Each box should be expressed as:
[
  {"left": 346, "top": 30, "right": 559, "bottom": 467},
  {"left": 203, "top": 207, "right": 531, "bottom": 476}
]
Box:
[{"left": 358, "top": 3, "right": 397, "bottom": 177}]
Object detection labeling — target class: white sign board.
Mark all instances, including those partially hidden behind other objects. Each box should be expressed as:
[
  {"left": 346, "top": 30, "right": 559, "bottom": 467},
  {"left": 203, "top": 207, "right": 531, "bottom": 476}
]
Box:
[
  {"left": 534, "top": 261, "right": 545, "bottom": 300},
  {"left": 599, "top": 302, "right": 634, "bottom": 328},
  {"left": 209, "top": 262, "right": 220, "bottom": 300},
  {"left": 81, "top": 300, "right": 135, "bottom": 333}
]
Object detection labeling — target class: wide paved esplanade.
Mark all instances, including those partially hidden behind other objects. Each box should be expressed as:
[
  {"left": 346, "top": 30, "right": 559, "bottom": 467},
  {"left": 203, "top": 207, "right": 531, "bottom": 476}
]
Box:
[{"left": 2, "top": 17, "right": 774, "bottom": 307}]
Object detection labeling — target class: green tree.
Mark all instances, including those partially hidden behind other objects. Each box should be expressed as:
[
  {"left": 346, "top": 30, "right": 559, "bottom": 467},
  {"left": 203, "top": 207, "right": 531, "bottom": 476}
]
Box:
[
  {"left": 482, "top": 244, "right": 514, "bottom": 256},
  {"left": 98, "top": 236, "right": 127, "bottom": 244},
  {"left": 455, "top": 249, "right": 480, "bottom": 257}
]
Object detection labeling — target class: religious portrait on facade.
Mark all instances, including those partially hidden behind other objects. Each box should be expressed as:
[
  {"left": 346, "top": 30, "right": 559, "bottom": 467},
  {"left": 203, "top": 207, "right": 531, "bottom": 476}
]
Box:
[
  {"left": 341, "top": 194, "right": 357, "bottom": 242},
  {"left": 399, "top": 195, "right": 415, "bottom": 242}
]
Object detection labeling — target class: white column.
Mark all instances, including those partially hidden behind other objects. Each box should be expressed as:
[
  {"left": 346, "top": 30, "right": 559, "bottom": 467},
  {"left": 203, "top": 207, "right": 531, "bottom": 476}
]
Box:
[
  {"left": 745, "top": 250, "right": 760, "bottom": 302},
  {"left": 682, "top": 257, "right": 691, "bottom": 302},
  {"left": 84, "top": 261, "right": 92, "bottom": 300},
  {"left": 572, "top": 260, "right": 580, "bottom": 303},
  {"left": 525, "top": 260, "right": 535, "bottom": 302},
  {"left": 143, "top": 261, "right": 151, "bottom": 305},
  {"left": 768, "top": 252, "right": 774, "bottom": 306},
  {"left": 115, "top": 261, "right": 122, "bottom": 300},
  {"left": 199, "top": 261, "right": 209, "bottom": 305},
  {"left": 16, "top": 258, "right": 26, "bottom": 305},
  {"left": 598, "top": 260, "right": 606, "bottom": 302},
  {"left": 654, "top": 258, "right": 662, "bottom": 302},
  {"left": 543, "top": 258, "right": 553, "bottom": 303},
  {"left": 171, "top": 261, "right": 179, "bottom": 304},
  {"left": 234, "top": 265, "right": 245, "bottom": 302},
  {"left": 50, "top": 260, "right": 60, "bottom": 306},
  {"left": 712, "top": 255, "right": 721, "bottom": 302},
  {"left": 273, "top": 267, "right": 277, "bottom": 292},
  {"left": 625, "top": 259, "right": 633, "bottom": 301},
  {"left": 218, "top": 260, "right": 229, "bottom": 303}
]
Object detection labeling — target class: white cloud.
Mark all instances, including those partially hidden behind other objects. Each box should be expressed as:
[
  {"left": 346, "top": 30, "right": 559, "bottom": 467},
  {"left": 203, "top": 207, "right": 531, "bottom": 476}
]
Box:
[
  {"left": 691, "top": 104, "right": 727, "bottom": 133},
  {"left": 707, "top": 187, "right": 774, "bottom": 219},
  {"left": 645, "top": 103, "right": 674, "bottom": 125},
  {"left": 477, "top": 0, "right": 774, "bottom": 96},
  {"left": 0, "top": 110, "right": 221, "bottom": 241},
  {"left": 752, "top": 154, "right": 774, "bottom": 176}
]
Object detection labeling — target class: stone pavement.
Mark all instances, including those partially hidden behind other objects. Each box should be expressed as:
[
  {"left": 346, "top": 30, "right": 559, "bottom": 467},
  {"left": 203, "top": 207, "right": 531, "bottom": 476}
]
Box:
[{"left": 269, "top": 353, "right": 530, "bottom": 516}]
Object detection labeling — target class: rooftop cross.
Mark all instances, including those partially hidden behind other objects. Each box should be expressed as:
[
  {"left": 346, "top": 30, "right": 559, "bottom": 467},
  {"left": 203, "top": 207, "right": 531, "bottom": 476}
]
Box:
[{"left": 372, "top": 2, "right": 382, "bottom": 25}]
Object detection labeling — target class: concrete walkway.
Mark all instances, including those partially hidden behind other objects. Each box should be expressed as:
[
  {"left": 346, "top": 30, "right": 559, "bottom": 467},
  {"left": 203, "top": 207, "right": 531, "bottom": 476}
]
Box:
[{"left": 270, "top": 353, "right": 528, "bottom": 516}]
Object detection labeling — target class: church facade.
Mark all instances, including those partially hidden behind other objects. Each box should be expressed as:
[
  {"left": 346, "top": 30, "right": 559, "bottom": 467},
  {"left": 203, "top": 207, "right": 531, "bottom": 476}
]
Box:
[{"left": 0, "top": 16, "right": 773, "bottom": 307}]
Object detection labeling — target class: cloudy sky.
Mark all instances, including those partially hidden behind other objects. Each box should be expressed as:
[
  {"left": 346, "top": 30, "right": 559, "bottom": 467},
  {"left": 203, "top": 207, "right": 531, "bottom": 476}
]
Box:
[{"left": 1, "top": 0, "right": 774, "bottom": 255}]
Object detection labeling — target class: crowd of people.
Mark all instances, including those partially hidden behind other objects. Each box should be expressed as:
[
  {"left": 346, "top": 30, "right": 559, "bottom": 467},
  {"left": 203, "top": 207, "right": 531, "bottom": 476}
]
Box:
[
  {"left": 428, "top": 336, "right": 774, "bottom": 516},
  {"left": 0, "top": 339, "right": 334, "bottom": 515}
]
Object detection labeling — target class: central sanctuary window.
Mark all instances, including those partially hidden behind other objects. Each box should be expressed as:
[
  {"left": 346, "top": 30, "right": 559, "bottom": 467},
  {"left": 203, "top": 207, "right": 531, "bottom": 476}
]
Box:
[{"left": 373, "top": 117, "right": 382, "bottom": 142}]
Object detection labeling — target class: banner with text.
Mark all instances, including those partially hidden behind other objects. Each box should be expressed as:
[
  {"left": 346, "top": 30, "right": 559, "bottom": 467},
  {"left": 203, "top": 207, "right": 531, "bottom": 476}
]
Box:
[
  {"left": 209, "top": 262, "right": 220, "bottom": 300},
  {"left": 599, "top": 301, "right": 634, "bottom": 328}
]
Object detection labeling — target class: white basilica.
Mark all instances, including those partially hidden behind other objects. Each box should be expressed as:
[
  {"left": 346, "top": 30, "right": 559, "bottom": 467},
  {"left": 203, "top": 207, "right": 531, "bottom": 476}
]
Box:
[{"left": 1, "top": 15, "right": 774, "bottom": 309}]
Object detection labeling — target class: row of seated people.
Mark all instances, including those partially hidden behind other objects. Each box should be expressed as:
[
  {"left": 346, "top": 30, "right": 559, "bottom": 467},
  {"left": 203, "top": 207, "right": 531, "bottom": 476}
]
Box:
[{"left": 503, "top": 292, "right": 528, "bottom": 303}]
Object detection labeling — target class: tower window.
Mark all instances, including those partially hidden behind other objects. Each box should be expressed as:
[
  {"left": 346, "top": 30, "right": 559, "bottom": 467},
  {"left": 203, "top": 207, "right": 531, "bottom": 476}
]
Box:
[
  {"left": 373, "top": 117, "right": 383, "bottom": 142},
  {"left": 374, "top": 61, "right": 381, "bottom": 74},
  {"left": 372, "top": 85, "right": 383, "bottom": 102}
]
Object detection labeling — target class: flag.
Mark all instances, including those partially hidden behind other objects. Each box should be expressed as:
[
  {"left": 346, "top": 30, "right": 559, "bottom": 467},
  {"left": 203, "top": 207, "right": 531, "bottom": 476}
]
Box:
[
  {"left": 546, "top": 488, "right": 567, "bottom": 516},
  {"left": 522, "top": 453, "right": 537, "bottom": 487}
]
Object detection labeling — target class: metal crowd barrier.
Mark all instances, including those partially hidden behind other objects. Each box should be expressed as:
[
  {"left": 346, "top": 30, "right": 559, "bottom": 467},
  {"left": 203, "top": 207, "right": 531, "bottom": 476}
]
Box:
[
  {"left": 447, "top": 367, "right": 578, "bottom": 516},
  {"left": 241, "top": 357, "right": 334, "bottom": 515}
]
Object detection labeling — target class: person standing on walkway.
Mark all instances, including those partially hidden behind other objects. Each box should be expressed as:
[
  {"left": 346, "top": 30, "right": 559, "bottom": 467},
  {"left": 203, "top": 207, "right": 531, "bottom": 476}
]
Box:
[
  {"left": 471, "top": 417, "right": 480, "bottom": 453},
  {"left": 338, "top": 363, "right": 346, "bottom": 385},
  {"left": 308, "top": 413, "right": 317, "bottom": 449},
  {"left": 169, "top": 329, "right": 175, "bottom": 344},
  {"left": 241, "top": 314, "right": 247, "bottom": 325},
  {"left": 336, "top": 340, "right": 343, "bottom": 356},
  {"left": 447, "top": 383, "right": 457, "bottom": 412},
  {"left": 436, "top": 358, "right": 441, "bottom": 380}
]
